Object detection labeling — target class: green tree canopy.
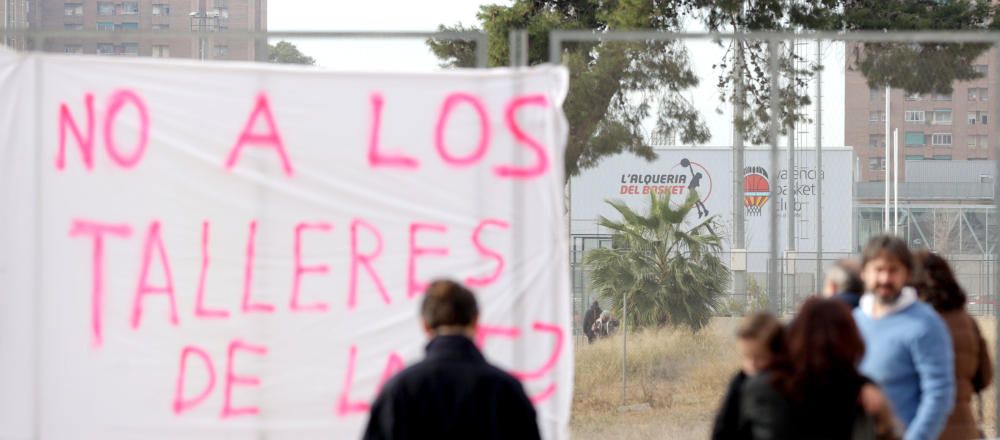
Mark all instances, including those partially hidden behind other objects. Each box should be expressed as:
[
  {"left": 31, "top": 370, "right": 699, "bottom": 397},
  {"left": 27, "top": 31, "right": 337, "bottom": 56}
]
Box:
[
  {"left": 585, "top": 192, "right": 730, "bottom": 331},
  {"left": 430, "top": 0, "right": 999, "bottom": 176},
  {"left": 268, "top": 41, "right": 316, "bottom": 65}
]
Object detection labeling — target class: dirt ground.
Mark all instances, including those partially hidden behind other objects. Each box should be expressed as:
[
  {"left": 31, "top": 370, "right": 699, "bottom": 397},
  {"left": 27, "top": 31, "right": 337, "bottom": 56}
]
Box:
[{"left": 571, "top": 317, "right": 998, "bottom": 440}]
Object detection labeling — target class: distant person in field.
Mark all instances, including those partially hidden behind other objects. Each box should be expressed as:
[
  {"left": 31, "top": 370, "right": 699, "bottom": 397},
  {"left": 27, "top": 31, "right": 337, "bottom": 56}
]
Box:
[
  {"left": 592, "top": 311, "right": 619, "bottom": 340},
  {"left": 711, "top": 312, "right": 787, "bottom": 440},
  {"left": 823, "top": 258, "right": 864, "bottom": 309},
  {"left": 854, "top": 235, "right": 955, "bottom": 440},
  {"left": 912, "top": 251, "right": 993, "bottom": 440},
  {"left": 362, "top": 280, "right": 540, "bottom": 440},
  {"left": 583, "top": 301, "right": 602, "bottom": 344}
]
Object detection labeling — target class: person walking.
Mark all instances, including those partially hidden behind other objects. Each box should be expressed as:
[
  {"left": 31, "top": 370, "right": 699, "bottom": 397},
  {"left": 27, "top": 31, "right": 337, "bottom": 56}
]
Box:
[
  {"left": 854, "top": 235, "right": 955, "bottom": 440},
  {"left": 362, "top": 279, "right": 540, "bottom": 440},
  {"left": 739, "top": 298, "right": 900, "bottom": 440},
  {"left": 913, "top": 251, "right": 993, "bottom": 440}
]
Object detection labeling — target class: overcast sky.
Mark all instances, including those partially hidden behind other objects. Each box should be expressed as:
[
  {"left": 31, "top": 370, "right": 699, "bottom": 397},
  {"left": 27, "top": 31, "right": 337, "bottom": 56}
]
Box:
[{"left": 267, "top": 1, "right": 846, "bottom": 149}]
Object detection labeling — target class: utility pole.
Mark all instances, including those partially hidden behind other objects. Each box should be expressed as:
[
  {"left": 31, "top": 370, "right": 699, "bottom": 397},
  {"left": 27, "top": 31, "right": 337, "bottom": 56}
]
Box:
[
  {"left": 815, "top": 40, "right": 823, "bottom": 294},
  {"left": 733, "top": 39, "right": 747, "bottom": 304}
]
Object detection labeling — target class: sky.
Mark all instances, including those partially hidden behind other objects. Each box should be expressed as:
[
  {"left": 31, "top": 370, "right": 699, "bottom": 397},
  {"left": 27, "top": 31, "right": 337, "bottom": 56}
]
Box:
[{"left": 267, "top": 1, "right": 847, "bottom": 149}]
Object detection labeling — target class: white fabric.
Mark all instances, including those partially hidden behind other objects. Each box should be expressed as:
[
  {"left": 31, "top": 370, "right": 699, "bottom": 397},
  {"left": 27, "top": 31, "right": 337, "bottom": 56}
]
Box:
[
  {"left": 859, "top": 286, "right": 919, "bottom": 319},
  {"left": 0, "top": 50, "right": 572, "bottom": 440}
]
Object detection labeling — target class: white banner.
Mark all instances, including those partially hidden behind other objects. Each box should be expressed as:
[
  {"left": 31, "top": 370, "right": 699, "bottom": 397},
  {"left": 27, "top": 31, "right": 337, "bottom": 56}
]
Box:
[{"left": 0, "top": 50, "right": 572, "bottom": 440}]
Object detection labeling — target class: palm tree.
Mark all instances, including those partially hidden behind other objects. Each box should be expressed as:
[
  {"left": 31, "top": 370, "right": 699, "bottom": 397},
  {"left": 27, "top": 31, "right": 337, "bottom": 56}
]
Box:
[{"left": 585, "top": 191, "right": 730, "bottom": 332}]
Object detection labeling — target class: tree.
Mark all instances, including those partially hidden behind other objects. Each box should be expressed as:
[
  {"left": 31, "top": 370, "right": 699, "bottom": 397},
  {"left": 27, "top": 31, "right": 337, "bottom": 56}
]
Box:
[
  {"left": 428, "top": 2, "right": 710, "bottom": 180},
  {"left": 268, "top": 41, "right": 315, "bottom": 65},
  {"left": 584, "top": 192, "right": 730, "bottom": 331},
  {"left": 430, "top": 0, "right": 999, "bottom": 176}
]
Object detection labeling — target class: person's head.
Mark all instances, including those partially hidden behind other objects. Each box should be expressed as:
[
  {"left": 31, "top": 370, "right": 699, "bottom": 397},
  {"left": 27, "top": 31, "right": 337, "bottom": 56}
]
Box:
[
  {"left": 861, "top": 234, "right": 914, "bottom": 305},
  {"left": 823, "top": 258, "right": 863, "bottom": 297},
  {"left": 912, "top": 250, "right": 966, "bottom": 312},
  {"left": 590, "top": 300, "right": 600, "bottom": 311},
  {"left": 783, "top": 298, "right": 865, "bottom": 400},
  {"left": 421, "top": 279, "right": 479, "bottom": 339},
  {"left": 736, "top": 312, "right": 786, "bottom": 376}
]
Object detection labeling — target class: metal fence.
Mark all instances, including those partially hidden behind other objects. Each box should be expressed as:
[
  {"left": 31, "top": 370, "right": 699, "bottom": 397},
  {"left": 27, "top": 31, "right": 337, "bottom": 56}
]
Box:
[{"left": 6, "top": 27, "right": 1000, "bottom": 439}]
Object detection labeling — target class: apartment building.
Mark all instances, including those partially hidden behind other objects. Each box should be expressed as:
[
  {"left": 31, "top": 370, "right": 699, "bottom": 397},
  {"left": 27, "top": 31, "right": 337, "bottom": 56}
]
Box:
[
  {"left": 3, "top": 0, "right": 265, "bottom": 60},
  {"left": 845, "top": 49, "right": 997, "bottom": 182}
]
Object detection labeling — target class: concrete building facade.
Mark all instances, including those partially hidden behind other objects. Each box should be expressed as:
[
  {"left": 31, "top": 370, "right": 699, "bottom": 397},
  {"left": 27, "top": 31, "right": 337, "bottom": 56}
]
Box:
[{"left": 3, "top": 0, "right": 265, "bottom": 60}]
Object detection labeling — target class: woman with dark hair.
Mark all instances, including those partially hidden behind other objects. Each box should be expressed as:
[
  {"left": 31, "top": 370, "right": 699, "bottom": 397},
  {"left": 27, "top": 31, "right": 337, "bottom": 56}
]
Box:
[
  {"left": 913, "top": 251, "right": 993, "bottom": 440},
  {"left": 739, "top": 298, "right": 899, "bottom": 440}
]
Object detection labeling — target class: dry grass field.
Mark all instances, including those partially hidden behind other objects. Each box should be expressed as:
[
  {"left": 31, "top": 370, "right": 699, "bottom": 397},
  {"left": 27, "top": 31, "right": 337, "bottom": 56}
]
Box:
[{"left": 571, "top": 317, "right": 998, "bottom": 440}]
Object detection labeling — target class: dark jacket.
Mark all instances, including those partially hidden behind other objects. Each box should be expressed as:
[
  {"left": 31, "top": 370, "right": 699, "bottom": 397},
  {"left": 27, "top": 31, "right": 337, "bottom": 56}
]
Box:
[
  {"left": 740, "top": 371, "right": 876, "bottom": 440},
  {"left": 711, "top": 371, "right": 752, "bottom": 440},
  {"left": 833, "top": 290, "right": 862, "bottom": 309},
  {"left": 362, "top": 335, "right": 541, "bottom": 440}
]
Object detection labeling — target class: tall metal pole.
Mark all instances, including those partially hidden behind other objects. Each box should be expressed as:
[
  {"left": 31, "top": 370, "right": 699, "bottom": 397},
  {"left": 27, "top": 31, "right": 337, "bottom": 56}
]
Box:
[
  {"left": 621, "top": 290, "right": 627, "bottom": 405},
  {"left": 768, "top": 40, "right": 781, "bottom": 313},
  {"left": 893, "top": 129, "right": 899, "bottom": 235},
  {"left": 884, "top": 86, "right": 891, "bottom": 232},
  {"left": 787, "top": 42, "right": 796, "bottom": 253},
  {"left": 733, "top": 39, "right": 746, "bottom": 303},
  {"left": 991, "top": 42, "right": 1000, "bottom": 436},
  {"left": 814, "top": 40, "right": 823, "bottom": 294}
]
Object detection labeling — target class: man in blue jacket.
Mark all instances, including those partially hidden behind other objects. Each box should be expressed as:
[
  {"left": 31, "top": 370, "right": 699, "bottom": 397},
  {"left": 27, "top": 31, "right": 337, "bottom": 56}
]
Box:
[{"left": 853, "top": 235, "right": 955, "bottom": 440}]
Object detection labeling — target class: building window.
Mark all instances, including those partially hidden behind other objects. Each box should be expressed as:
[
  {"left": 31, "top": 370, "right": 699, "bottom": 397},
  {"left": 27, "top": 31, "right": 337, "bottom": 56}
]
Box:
[
  {"left": 968, "top": 111, "right": 989, "bottom": 125},
  {"left": 214, "top": 45, "right": 230, "bottom": 58},
  {"left": 905, "top": 93, "right": 921, "bottom": 101},
  {"left": 152, "top": 45, "right": 170, "bottom": 58},
  {"left": 869, "top": 135, "right": 886, "bottom": 148},
  {"left": 63, "top": 3, "right": 83, "bottom": 16},
  {"left": 117, "top": 22, "right": 139, "bottom": 31},
  {"left": 934, "top": 93, "right": 952, "bottom": 101},
  {"left": 931, "top": 133, "right": 952, "bottom": 146},
  {"left": 969, "top": 87, "right": 988, "bottom": 102},
  {"left": 974, "top": 64, "right": 988, "bottom": 75},
  {"left": 981, "top": 88, "right": 989, "bottom": 101},
  {"left": 152, "top": 3, "right": 170, "bottom": 15},
  {"left": 97, "top": 43, "right": 115, "bottom": 55},
  {"left": 932, "top": 155, "right": 952, "bottom": 160},
  {"left": 968, "top": 135, "right": 988, "bottom": 149},
  {"left": 904, "top": 110, "right": 925, "bottom": 123},
  {"left": 869, "top": 110, "right": 885, "bottom": 123},
  {"left": 152, "top": 24, "right": 170, "bottom": 31},
  {"left": 64, "top": 23, "right": 83, "bottom": 30},
  {"left": 905, "top": 155, "right": 924, "bottom": 160},
  {"left": 869, "top": 88, "right": 880, "bottom": 101},
  {"left": 97, "top": 2, "right": 114, "bottom": 16},
  {"left": 122, "top": 43, "right": 139, "bottom": 56},
  {"left": 869, "top": 157, "right": 886, "bottom": 170},
  {"left": 121, "top": 2, "right": 139, "bottom": 15},
  {"left": 63, "top": 44, "right": 83, "bottom": 54},
  {"left": 905, "top": 132, "right": 925, "bottom": 146},
  {"left": 97, "top": 22, "right": 114, "bottom": 31},
  {"left": 932, "top": 109, "right": 952, "bottom": 125}
]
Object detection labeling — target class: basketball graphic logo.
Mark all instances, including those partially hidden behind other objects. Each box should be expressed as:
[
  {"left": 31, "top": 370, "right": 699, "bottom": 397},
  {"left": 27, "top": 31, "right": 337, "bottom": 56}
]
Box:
[{"left": 744, "top": 166, "right": 769, "bottom": 216}]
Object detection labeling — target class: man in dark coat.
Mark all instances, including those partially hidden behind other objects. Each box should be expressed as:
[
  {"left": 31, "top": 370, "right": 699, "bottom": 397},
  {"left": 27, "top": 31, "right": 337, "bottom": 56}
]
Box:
[
  {"left": 362, "top": 279, "right": 541, "bottom": 440},
  {"left": 583, "top": 301, "right": 602, "bottom": 344}
]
